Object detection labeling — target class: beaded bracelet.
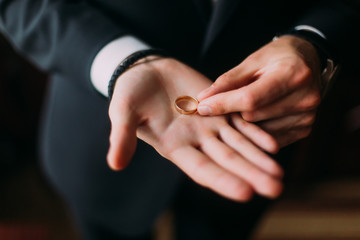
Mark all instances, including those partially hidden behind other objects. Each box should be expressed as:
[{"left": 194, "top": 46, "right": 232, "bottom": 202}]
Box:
[{"left": 108, "top": 49, "right": 167, "bottom": 100}]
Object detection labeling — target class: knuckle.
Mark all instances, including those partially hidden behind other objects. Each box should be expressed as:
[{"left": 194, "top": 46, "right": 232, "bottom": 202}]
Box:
[
  {"left": 310, "top": 91, "right": 321, "bottom": 107},
  {"left": 240, "top": 92, "right": 257, "bottom": 111},
  {"left": 232, "top": 134, "right": 246, "bottom": 145},
  {"left": 245, "top": 54, "right": 257, "bottom": 64},
  {"left": 299, "top": 127, "right": 312, "bottom": 139},
  {"left": 241, "top": 112, "right": 256, "bottom": 122},
  {"left": 232, "top": 115, "right": 248, "bottom": 129},
  {"left": 308, "top": 90, "right": 321, "bottom": 106},
  {"left": 109, "top": 98, "right": 132, "bottom": 120},
  {"left": 109, "top": 131, "right": 117, "bottom": 143},
  {"left": 191, "top": 159, "right": 209, "bottom": 179},
  {"left": 299, "top": 92, "right": 321, "bottom": 111},
  {"left": 301, "top": 113, "right": 316, "bottom": 127},
  {"left": 189, "top": 168, "right": 211, "bottom": 189},
  {"left": 223, "top": 150, "right": 239, "bottom": 162},
  {"left": 108, "top": 103, "right": 117, "bottom": 120},
  {"left": 211, "top": 172, "right": 229, "bottom": 189},
  {"left": 211, "top": 101, "right": 227, "bottom": 115},
  {"left": 299, "top": 65, "right": 312, "bottom": 81},
  {"left": 290, "top": 64, "right": 312, "bottom": 87},
  {"left": 281, "top": 60, "right": 297, "bottom": 72},
  {"left": 217, "top": 72, "right": 231, "bottom": 84},
  {"left": 109, "top": 124, "right": 127, "bottom": 141},
  {"left": 158, "top": 136, "right": 176, "bottom": 156},
  {"left": 275, "top": 59, "right": 297, "bottom": 76}
]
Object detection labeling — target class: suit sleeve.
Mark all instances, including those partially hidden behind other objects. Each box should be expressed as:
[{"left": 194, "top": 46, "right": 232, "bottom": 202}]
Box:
[
  {"left": 0, "top": 0, "right": 126, "bottom": 91},
  {"left": 294, "top": 0, "right": 360, "bottom": 64}
]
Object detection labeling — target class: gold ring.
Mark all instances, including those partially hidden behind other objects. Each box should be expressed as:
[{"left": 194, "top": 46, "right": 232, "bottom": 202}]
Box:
[{"left": 174, "top": 96, "right": 199, "bottom": 115}]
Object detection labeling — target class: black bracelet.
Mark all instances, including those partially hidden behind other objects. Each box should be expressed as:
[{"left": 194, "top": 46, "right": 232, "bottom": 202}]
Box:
[{"left": 108, "top": 49, "right": 167, "bottom": 100}]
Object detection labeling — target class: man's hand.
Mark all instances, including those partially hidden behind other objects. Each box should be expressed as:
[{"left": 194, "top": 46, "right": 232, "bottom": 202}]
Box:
[
  {"left": 197, "top": 36, "right": 322, "bottom": 147},
  {"left": 107, "top": 57, "right": 283, "bottom": 201}
]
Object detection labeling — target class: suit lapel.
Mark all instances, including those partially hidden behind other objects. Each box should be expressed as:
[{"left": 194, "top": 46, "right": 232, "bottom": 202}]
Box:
[{"left": 201, "top": 0, "right": 240, "bottom": 54}]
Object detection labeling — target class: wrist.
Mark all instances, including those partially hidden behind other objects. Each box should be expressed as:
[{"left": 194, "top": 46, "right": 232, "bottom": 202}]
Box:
[
  {"left": 90, "top": 36, "right": 150, "bottom": 97},
  {"left": 108, "top": 49, "right": 168, "bottom": 100}
]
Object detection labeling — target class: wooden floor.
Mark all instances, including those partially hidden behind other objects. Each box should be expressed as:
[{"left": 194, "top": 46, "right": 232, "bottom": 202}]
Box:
[
  {"left": 251, "top": 179, "right": 360, "bottom": 240},
  {"left": 1, "top": 164, "right": 360, "bottom": 240}
]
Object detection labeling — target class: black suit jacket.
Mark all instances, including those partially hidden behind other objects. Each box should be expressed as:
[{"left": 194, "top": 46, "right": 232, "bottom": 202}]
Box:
[{"left": 0, "top": 0, "right": 359, "bottom": 236}]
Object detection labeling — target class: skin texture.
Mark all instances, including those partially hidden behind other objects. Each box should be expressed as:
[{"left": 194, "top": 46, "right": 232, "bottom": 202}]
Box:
[
  {"left": 197, "top": 36, "right": 322, "bottom": 147},
  {"left": 107, "top": 57, "right": 283, "bottom": 201}
]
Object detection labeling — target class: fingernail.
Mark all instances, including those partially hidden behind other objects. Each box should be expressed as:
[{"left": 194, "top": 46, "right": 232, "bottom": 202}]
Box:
[{"left": 197, "top": 105, "right": 212, "bottom": 115}]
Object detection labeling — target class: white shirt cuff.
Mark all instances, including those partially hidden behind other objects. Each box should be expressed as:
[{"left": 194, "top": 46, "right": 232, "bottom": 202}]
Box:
[
  {"left": 294, "top": 25, "right": 327, "bottom": 39},
  {"left": 90, "top": 36, "right": 150, "bottom": 97}
]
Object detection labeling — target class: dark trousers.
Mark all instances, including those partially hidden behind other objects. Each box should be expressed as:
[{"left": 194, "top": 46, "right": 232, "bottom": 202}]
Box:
[{"left": 69, "top": 176, "right": 271, "bottom": 240}]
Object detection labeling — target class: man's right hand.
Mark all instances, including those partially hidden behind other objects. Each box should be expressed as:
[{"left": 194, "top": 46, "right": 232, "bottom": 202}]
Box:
[{"left": 107, "top": 57, "right": 284, "bottom": 201}]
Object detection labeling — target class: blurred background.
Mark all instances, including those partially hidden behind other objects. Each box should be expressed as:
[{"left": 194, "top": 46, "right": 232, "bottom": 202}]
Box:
[{"left": 0, "top": 32, "right": 359, "bottom": 240}]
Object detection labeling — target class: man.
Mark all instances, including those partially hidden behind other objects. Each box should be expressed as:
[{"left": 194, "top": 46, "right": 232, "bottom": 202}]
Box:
[{"left": 0, "top": 0, "right": 358, "bottom": 239}]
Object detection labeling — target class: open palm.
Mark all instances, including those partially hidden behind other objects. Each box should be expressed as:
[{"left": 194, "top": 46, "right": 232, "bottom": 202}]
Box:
[{"left": 108, "top": 57, "right": 283, "bottom": 201}]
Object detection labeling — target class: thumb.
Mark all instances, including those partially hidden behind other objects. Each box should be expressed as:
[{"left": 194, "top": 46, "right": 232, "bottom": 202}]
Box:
[{"left": 107, "top": 110, "right": 138, "bottom": 171}]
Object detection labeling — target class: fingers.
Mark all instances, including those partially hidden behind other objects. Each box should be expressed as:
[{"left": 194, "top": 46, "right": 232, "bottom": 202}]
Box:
[
  {"left": 198, "top": 59, "right": 312, "bottom": 116},
  {"left": 272, "top": 127, "right": 312, "bottom": 148},
  {"left": 241, "top": 87, "right": 320, "bottom": 122},
  {"left": 219, "top": 125, "right": 283, "bottom": 178},
  {"left": 256, "top": 112, "right": 316, "bottom": 148},
  {"left": 258, "top": 112, "right": 316, "bottom": 134},
  {"left": 230, "top": 113, "right": 279, "bottom": 154},
  {"left": 107, "top": 103, "right": 139, "bottom": 171},
  {"left": 200, "top": 137, "right": 283, "bottom": 199},
  {"left": 197, "top": 62, "right": 257, "bottom": 101},
  {"left": 170, "top": 146, "right": 254, "bottom": 202}
]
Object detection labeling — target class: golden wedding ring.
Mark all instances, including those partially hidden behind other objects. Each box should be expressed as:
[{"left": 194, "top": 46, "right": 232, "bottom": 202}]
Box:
[{"left": 175, "top": 96, "right": 199, "bottom": 115}]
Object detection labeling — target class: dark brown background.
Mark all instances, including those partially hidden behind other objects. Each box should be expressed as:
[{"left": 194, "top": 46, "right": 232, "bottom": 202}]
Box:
[{"left": 0, "top": 33, "right": 359, "bottom": 240}]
